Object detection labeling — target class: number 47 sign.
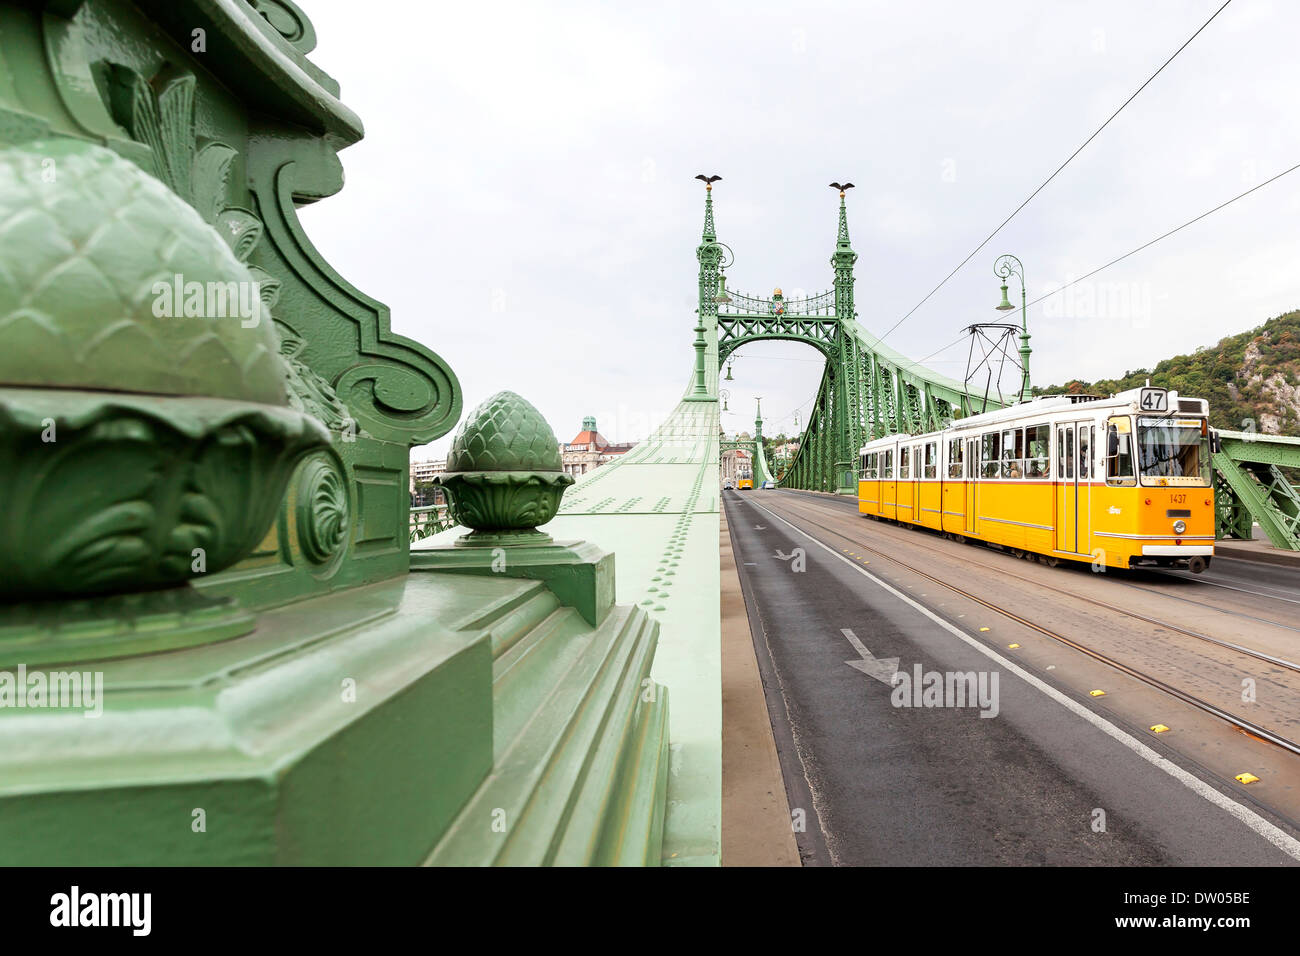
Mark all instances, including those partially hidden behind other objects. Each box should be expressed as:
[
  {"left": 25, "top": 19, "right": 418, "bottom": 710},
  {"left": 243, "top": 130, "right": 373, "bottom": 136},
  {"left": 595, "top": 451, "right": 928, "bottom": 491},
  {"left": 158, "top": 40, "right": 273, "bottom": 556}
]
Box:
[{"left": 1139, "top": 386, "right": 1169, "bottom": 413}]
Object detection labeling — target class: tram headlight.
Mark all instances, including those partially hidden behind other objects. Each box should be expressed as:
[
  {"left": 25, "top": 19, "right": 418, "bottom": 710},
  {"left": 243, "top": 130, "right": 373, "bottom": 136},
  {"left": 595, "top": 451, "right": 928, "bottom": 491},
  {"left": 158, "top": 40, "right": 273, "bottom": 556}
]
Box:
[{"left": 1172, "top": 519, "right": 1187, "bottom": 534}]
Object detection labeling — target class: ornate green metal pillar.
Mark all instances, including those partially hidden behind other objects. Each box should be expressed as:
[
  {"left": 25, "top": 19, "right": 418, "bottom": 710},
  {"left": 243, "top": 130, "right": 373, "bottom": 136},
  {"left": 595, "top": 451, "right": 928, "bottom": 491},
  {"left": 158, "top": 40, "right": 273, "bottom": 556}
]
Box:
[
  {"left": 831, "top": 188, "right": 860, "bottom": 492},
  {"left": 688, "top": 181, "right": 722, "bottom": 401},
  {"left": 0, "top": 0, "right": 669, "bottom": 866}
]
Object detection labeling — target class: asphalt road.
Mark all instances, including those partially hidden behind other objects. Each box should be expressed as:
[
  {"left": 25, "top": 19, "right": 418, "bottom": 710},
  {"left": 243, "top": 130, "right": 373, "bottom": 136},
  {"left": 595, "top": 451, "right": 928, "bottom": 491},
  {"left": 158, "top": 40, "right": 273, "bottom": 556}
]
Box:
[{"left": 724, "top": 488, "right": 1300, "bottom": 866}]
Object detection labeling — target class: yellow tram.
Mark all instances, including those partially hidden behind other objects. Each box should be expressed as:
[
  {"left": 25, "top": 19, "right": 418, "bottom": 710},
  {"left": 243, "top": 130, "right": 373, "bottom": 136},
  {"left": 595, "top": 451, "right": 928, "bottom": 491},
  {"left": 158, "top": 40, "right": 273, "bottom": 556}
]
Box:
[
  {"left": 737, "top": 463, "right": 754, "bottom": 491},
  {"left": 857, "top": 386, "right": 1217, "bottom": 572}
]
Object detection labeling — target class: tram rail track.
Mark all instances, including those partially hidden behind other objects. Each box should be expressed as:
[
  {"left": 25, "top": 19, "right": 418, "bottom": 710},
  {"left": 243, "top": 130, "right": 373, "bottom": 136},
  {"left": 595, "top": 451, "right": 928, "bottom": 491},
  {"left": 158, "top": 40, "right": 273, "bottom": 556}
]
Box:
[
  {"left": 743, "top": 492, "right": 1300, "bottom": 760},
  {"left": 779, "top": 489, "right": 1300, "bottom": 658}
]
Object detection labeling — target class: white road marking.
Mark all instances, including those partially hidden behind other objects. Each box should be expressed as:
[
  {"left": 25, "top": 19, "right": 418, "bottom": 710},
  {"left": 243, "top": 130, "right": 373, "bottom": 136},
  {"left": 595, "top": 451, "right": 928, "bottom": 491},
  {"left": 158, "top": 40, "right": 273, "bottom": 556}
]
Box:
[
  {"left": 840, "top": 627, "right": 899, "bottom": 684},
  {"left": 747, "top": 497, "right": 1300, "bottom": 862}
]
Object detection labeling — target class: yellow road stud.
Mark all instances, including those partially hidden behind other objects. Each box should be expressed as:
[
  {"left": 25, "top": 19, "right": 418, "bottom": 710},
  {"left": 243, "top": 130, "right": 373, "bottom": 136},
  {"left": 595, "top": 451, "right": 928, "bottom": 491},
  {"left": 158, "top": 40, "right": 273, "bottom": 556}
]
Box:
[
  {"left": 1089, "top": 689, "right": 1106, "bottom": 697},
  {"left": 1235, "top": 773, "right": 1260, "bottom": 785},
  {"left": 1007, "top": 643, "right": 1020, "bottom": 649},
  {"left": 1150, "top": 724, "right": 1170, "bottom": 734},
  {"left": 979, "top": 627, "right": 990, "bottom": 632}
]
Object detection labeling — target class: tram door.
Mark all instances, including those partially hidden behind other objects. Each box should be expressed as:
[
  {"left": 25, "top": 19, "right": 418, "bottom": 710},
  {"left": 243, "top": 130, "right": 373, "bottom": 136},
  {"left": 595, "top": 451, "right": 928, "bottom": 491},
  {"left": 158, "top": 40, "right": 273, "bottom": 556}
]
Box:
[
  {"left": 1056, "top": 422, "right": 1093, "bottom": 554},
  {"left": 964, "top": 438, "right": 978, "bottom": 534},
  {"left": 1076, "top": 423, "right": 1093, "bottom": 555},
  {"left": 1056, "top": 424, "right": 1077, "bottom": 553}
]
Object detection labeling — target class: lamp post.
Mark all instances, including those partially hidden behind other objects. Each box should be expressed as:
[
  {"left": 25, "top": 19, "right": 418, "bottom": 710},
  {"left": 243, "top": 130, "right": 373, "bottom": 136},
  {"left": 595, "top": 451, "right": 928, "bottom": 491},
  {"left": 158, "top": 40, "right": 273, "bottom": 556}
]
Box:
[
  {"left": 719, "top": 387, "right": 730, "bottom": 413},
  {"left": 994, "top": 253, "right": 1031, "bottom": 403}
]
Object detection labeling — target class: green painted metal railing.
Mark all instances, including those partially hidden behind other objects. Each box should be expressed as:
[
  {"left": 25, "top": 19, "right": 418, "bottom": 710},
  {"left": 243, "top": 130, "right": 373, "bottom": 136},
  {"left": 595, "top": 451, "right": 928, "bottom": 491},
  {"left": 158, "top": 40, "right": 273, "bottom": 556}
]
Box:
[{"left": 409, "top": 503, "right": 453, "bottom": 542}]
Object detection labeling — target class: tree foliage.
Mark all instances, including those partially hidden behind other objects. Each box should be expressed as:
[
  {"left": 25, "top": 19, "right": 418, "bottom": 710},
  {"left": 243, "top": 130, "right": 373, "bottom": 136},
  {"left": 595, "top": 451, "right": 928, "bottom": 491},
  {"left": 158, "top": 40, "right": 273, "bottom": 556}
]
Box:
[{"left": 1033, "top": 309, "right": 1300, "bottom": 432}]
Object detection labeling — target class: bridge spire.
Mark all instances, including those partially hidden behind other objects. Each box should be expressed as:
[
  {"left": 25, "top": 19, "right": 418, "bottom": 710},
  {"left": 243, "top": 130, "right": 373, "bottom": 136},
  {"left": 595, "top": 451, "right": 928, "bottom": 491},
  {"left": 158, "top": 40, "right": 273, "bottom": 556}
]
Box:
[
  {"left": 830, "top": 183, "right": 858, "bottom": 319},
  {"left": 695, "top": 174, "right": 722, "bottom": 243},
  {"left": 830, "top": 182, "right": 856, "bottom": 261},
  {"left": 688, "top": 174, "right": 724, "bottom": 402}
]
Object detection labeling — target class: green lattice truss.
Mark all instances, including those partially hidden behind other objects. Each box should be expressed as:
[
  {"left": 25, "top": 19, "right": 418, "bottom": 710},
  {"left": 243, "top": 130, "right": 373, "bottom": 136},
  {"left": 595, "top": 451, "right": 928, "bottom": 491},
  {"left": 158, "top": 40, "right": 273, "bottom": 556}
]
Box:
[
  {"left": 1214, "top": 431, "right": 1300, "bottom": 550},
  {"left": 699, "top": 188, "right": 999, "bottom": 494}
]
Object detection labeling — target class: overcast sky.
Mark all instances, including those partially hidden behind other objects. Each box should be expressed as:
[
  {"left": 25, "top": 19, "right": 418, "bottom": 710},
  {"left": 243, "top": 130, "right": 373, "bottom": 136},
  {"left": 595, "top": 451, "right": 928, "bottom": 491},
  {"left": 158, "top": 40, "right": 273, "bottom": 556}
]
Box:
[{"left": 298, "top": 0, "right": 1300, "bottom": 457}]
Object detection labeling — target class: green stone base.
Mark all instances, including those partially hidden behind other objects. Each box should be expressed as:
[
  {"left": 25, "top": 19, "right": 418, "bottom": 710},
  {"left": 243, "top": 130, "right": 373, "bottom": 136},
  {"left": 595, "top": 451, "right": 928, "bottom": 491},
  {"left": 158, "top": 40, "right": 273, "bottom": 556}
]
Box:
[
  {"left": 0, "top": 569, "right": 668, "bottom": 866},
  {"left": 0, "top": 575, "right": 495, "bottom": 865},
  {"left": 0, "top": 585, "right": 255, "bottom": 668},
  {"left": 411, "top": 538, "right": 615, "bottom": 627}
]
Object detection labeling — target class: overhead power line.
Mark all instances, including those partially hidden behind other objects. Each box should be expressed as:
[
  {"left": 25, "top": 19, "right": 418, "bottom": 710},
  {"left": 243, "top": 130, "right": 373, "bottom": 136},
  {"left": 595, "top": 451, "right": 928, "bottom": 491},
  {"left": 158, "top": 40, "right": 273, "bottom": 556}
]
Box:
[
  {"left": 1024, "top": 159, "right": 1300, "bottom": 311},
  {"left": 878, "top": 0, "right": 1234, "bottom": 344},
  {"left": 763, "top": 148, "right": 1292, "bottom": 438}
]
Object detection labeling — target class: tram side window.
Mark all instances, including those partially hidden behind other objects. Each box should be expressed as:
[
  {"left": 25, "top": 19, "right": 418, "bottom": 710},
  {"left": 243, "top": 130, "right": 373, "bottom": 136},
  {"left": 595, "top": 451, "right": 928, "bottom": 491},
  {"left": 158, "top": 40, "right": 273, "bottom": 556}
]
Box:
[
  {"left": 1106, "top": 417, "right": 1136, "bottom": 485},
  {"left": 1025, "top": 424, "right": 1050, "bottom": 478},
  {"left": 924, "top": 442, "right": 938, "bottom": 479},
  {"left": 899, "top": 447, "right": 910, "bottom": 479},
  {"left": 948, "top": 439, "right": 963, "bottom": 478},
  {"left": 980, "top": 433, "right": 1000, "bottom": 478},
  {"left": 1079, "top": 426, "right": 1093, "bottom": 479},
  {"left": 883, "top": 449, "right": 893, "bottom": 479},
  {"left": 1001, "top": 428, "right": 1025, "bottom": 479},
  {"left": 1056, "top": 427, "right": 1075, "bottom": 479},
  {"left": 863, "top": 452, "right": 878, "bottom": 479}
]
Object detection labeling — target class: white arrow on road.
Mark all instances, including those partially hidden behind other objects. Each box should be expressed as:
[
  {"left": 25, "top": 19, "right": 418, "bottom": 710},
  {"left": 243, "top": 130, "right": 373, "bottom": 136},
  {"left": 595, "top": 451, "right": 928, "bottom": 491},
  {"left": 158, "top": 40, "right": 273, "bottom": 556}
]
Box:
[
  {"left": 841, "top": 628, "right": 899, "bottom": 685},
  {"left": 754, "top": 525, "right": 766, "bottom": 530}
]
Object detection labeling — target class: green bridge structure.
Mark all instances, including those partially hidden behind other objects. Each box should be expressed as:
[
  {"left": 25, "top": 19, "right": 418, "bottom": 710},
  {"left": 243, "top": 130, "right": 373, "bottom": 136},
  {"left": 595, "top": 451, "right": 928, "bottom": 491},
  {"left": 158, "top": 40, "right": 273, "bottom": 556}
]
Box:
[
  {"left": 2, "top": 0, "right": 1300, "bottom": 869},
  {"left": 700, "top": 184, "right": 1300, "bottom": 553}
]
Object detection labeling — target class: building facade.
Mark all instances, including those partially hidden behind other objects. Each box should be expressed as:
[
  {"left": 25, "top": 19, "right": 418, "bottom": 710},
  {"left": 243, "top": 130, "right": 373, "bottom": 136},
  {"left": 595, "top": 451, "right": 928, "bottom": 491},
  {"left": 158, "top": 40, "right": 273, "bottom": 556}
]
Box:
[
  {"left": 410, "top": 457, "right": 447, "bottom": 506},
  {"left": 561, "top": 416, "right": 635, "bottom": 477}
]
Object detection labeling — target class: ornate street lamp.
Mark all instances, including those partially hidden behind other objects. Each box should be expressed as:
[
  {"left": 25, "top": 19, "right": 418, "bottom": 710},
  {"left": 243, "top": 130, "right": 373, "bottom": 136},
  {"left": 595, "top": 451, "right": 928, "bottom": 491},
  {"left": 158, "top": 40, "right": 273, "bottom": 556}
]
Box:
[
  {"left": 994, "top": 254, "right": 1032, "bottom": 403},
  {"left": 719, "top": 387, "right": 730, "bottom": 412},
  {"left": 714, "top": 271, "right": 731, "bottom": 304}
]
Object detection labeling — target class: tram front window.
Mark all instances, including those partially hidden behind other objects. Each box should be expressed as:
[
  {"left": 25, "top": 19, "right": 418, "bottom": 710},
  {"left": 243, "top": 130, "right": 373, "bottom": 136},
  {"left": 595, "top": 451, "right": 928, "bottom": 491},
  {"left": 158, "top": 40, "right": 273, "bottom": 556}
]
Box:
[{"left": 1136, "top": 418, "right": 1210, "bottom": 483}]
